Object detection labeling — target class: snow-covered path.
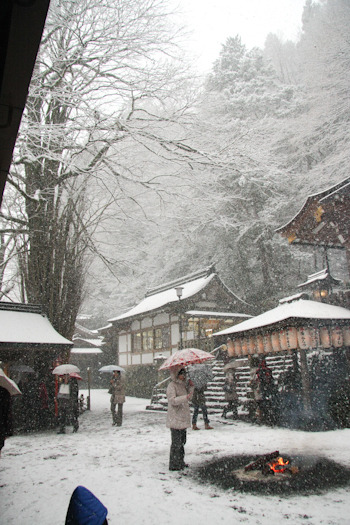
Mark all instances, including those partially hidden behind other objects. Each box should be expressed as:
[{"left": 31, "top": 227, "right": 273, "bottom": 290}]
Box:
[{"left": 1, "top": 389, "right": 350, "bottom": 524}]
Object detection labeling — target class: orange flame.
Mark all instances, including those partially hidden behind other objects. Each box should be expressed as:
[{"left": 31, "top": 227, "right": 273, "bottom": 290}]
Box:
[{"left": 268, "top": 456, "right": 290, "bottom": 473}]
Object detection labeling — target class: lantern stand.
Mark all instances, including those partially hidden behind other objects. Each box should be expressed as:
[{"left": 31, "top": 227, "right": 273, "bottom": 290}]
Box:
[{"left": 175, "top": 286, "right": 184, "bottom": 350}]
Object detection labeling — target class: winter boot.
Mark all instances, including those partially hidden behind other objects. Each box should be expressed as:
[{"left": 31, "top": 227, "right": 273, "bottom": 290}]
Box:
[
  {"left": 192, "top": 424, "right": 200, "bottom": 430},
  {"left": 205, "top": 423, "right": 213, "bottom": 430}
]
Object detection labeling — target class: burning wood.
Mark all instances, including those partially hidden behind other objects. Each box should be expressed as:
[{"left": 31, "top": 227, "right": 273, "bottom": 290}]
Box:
[
  {"left": 244, "top": 451, "right": 299, "bottom": 477},
  {"left": 244, "top": 451, "right": 280, "bottom": 472}
]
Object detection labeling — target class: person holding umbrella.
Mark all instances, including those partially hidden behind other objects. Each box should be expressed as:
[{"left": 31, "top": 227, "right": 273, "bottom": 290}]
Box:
[
  {"left": 57, "top": 374, "right": 71, "bottom": 434},
  {"left": 166, "top": 367, "right": 194, "bottom": 471},
  {"left": 109, "top": 370, "right": 126, "bottom": 426}
]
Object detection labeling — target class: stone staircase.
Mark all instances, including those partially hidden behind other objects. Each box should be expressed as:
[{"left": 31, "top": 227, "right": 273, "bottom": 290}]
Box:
[{"left": 146, "top": 354, "right": 295, "bottom": 417}]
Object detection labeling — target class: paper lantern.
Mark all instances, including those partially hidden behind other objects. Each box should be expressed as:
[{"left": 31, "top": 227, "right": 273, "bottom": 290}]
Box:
[
  {"left": 248, "top": 336, "right": 256, "bottom": 354},
  {"left": 279, "top": 329, "right": 288, "bottom": 351},
  {"left": 227, "top": 338, "right": 235, "bottom": 357},
  {"left": 342, "top": 326, "right": 350, "bottom": 346},
  {"left": 241, "top": 337, "right": 249, "bottom": 356},
  {"left": 331, "top": 326, "right": 343, "bottom": 348},
  {"left": 234, "top": 338, "right": 242, "bottom": 356},
  {"left": 297, "top": 327, "right": 312, "bottom": 349},
  {"left": 285, "top": 327, "right": 298, "bottom": 350},
  {"left": 262, "top": 334, "right": 273, "bottom": 353},
  {"left": 271, "top": 331, "right": 282, "bottom": 353},
  {"left": 256, "top": 334, "right": 265, "bottom": 354},
  {"left": 309, "top": 327, "right": 320, "bottom": 349},
  {"left": 319, "top": 326, "right": 331, "bottom": 348}
]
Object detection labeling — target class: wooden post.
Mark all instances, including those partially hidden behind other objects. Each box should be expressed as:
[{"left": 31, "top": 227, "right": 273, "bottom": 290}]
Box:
[
  {"left": 87, "top": 367, "right": 91, "bottom": 410},
  {"left": 299, "top": 349, "right": 312, "bottom": 411}
]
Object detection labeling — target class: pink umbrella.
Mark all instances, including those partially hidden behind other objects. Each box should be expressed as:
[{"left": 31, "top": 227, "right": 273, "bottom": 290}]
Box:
[
  {"left": 70, "top": 372, "right": 83, "bottom": 380},
  {"left": 159, "top": 348, "right": 214, "bottom": 370}
]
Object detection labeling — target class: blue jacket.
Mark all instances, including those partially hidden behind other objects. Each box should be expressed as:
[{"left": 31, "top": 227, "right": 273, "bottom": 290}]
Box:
[{"left": 65, "top": 486, "right": 108, "bottom": 525}]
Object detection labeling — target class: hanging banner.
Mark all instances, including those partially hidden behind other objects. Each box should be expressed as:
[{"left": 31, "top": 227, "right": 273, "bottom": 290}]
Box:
[
  {"left": 331, "top": 326, "right": 343, "bottom": 348},
  {"left": 342, "top": 326, "right": 350, "bottom": 346},
  {"left": 297, "top": 327, "right": 312, "bottom": 349},
  {"left": 319, "top": 326, "right": 331, "bottom": 348}
]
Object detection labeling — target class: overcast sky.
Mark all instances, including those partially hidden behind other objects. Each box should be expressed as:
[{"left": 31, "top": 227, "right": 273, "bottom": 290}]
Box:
[{"left": 177, "top": 0, "right": 307, "bottom": 73}]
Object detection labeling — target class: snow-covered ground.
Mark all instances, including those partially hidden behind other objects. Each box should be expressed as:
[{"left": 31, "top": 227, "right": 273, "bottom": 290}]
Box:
[{"left": 1, "top": 389, "right": 350, "bottom": 525}]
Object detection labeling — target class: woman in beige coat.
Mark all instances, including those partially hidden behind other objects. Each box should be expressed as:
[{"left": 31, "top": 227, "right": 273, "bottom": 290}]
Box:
[{"left": 166, "top": 367, "right": 194, "bottom": 471}]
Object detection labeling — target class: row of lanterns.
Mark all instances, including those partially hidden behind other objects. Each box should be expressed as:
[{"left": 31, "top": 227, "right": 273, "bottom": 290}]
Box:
[{"left": 226, "top": 325, "right": 350, "bottom": 357}]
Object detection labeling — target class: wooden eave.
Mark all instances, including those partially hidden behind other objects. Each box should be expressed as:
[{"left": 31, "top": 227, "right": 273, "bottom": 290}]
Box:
[
  {"left": 0, "top": 0, "right": 51, "bottom": 205},
  {"left": 276, "top": 178, "right": 350, "bottom": 249}
]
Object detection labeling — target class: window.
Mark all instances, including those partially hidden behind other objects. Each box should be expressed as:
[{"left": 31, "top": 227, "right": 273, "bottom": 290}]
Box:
[
  {"left": 154, "top": 328, "right": 162, "bottom": 349},
  {"left": 132, "top": 326, "right": 170, "bottom": 352},
  {"left": 133, "top": 332, "right": 142, "bottom": 352},
  {"left": 142, "top": 330, "right": 153, "bottom": 351}
]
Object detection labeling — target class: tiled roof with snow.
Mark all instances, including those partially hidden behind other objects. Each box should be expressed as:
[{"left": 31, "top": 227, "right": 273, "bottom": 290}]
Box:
[
  {"left": 109, "top": 273, "right": 216, "bottom": 322},
  {"left": 186, "top": 310, "right": 252, "bottom": 319},
  {"left": 214, "top": 299, "right": 350, "bottom": 337},
  {"left": 71, "top": 347, "right": 102, "bottom": 354},
  {"left": 0, "top": 310, "right": 72, "bottom": 345},
  {"left": 72, "top": 337, "right": 104, "bottom": 347}
]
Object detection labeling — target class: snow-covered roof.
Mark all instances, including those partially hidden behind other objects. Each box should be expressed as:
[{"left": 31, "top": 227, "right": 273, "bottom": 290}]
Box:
[
  {"left": 214, "top": 299, "right": 350, "bottom": 337},
  {"left": 0, "top": 310, "right": 72, "bottom": 345},
  {"left": 298, "top": 268, "right": 341, "bottom": 288},
  {"left": 71, "top": 347, "right": 102, "bottom": 354},
  {"left": 109, "top": 273, "right": 216, "bottom": 322},
  {"left": 185, "top": 310, "right": 252, "bottom": 319},
  {"left": 72, "top": 337, "right": 104, "bottom": 347},
  {"left": 276, "top": 176, "right": 350, "bottom": 233}
]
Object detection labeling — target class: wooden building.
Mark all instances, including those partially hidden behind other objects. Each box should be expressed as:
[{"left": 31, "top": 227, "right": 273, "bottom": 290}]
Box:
[
  {"left": 0, "top": 301, "right": 72, "bottom": 374},
  {"left": 276, "top": 177, "right": 350, "bottom": 281},
  {"left": 106, "top": 266, "right": 253, "bottom": 368}
]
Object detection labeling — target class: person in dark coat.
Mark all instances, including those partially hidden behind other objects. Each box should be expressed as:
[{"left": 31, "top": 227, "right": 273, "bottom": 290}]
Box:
[
  {"left": 191, "top": 385, "right": 213, "bottom": 430},
  {"left": 70, "top": 377, "right": 79, "bottom": 433},
  {"left": 222, "top": 370, "right": 239, "bottom": 419},
  {"left": 0, "top": 386, "right": 12, "bottom": 456},
  {"left": 57, "top": 375, "right": 71, "bottom": 434},
  {"left": 256, "top": 359, "right": 277, "bottom": 425},
  {"left": 65, "top": 485, "right": 108, "bottom": 525},
  {"left": 109, "top": 370, "right": 126, "bottom": 426}
]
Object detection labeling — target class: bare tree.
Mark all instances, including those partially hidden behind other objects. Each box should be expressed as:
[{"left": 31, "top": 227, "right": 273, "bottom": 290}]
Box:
[{"left": 0, "top": 0, "right": 203, "bottom": 336}]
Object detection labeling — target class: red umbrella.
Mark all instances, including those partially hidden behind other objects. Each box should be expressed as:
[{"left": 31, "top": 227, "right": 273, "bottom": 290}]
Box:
[
  {"left": 70, "top": 372, "right": 83, "bottom": 380},
  {"left": 159, "top": 348, "right": 214, "bottom": 371}
]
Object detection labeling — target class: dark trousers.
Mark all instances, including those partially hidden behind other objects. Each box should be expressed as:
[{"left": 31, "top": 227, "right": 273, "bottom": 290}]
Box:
[
  {"left": 111, "top": 402, "right": 123, "bottom": 426},
  {"left": 58, "top": 398, "right": 70, "bottom": 432},
  {"left": 192, "top": 405, "right": 209, "bottom": 425},
  {"left": 169, "top": 429, "right": 187, "bottom": 470},
  {"left": 222, "top": 401, "right": 238, "bottom": 419}
]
